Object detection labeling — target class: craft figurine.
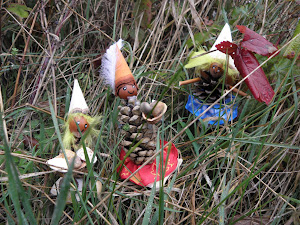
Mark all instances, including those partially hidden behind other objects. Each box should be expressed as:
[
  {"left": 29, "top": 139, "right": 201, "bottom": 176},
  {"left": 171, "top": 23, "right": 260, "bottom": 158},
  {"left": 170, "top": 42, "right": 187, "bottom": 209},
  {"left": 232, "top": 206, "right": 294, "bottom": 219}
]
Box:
[
  {"left": 47, "top": 79, "right": 101, "bottom": 203},
  {"left": 117, "top": 97, "right": 182, "bottom": 188},
  {"left": 215, "top": 25, "right": 277, "bottom": 105},
  {"left": 100, "top": 39, "right": 138, "bottom": 99},
  {"left": 180, "top": 23, "right": 239, "bottom": 125},
  {"left": 101, "top": 39, "right": 182, "bottom": 187},
  {"left": 63, "top": 79, "right": 100, "bottom": 149},
  {"left": 47, "top": 147, "right": 101, "bottom": 203}
]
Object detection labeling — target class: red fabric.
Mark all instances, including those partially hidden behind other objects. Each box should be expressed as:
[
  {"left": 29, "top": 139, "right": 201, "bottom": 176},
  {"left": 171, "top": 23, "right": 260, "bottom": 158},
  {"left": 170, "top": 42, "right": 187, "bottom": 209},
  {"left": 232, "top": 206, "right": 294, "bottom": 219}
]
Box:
[{"left": 117, "top": 141, "right": 179, "bottom": 186}]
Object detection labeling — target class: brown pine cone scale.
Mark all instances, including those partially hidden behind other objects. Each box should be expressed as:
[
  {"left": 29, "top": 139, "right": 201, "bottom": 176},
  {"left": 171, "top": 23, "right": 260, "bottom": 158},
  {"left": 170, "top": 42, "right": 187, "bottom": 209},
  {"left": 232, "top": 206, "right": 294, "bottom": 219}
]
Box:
[{"left": 118, "top": 99, "right": 157, "bottom": 165}]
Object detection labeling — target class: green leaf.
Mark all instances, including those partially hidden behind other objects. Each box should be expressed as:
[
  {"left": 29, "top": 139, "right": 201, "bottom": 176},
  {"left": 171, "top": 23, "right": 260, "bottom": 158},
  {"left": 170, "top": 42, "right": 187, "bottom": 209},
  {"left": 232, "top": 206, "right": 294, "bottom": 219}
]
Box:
[{"left": 7, "top": 3, "right": 32, "bottom": 18}]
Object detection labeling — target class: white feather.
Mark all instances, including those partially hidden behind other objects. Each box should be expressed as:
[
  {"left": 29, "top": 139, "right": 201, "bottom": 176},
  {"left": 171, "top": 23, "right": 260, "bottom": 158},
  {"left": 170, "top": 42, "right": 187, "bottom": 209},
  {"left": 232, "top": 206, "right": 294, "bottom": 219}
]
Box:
[{"left": 100, "top": 39, "right": 124, "bottom": 94}]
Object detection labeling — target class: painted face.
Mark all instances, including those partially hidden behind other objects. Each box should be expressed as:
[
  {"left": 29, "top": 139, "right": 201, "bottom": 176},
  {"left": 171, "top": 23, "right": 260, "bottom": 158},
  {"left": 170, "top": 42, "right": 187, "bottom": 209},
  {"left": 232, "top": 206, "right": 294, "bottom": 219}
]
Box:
[
  {"left": 69, "top": 116, "right": 90, "bottom": 137},
  {"left": 209, "top": 62, "right": 224, "bottom": 79},
  {"left": 116, "top": 79, "right": 138, "bottom": 99}
]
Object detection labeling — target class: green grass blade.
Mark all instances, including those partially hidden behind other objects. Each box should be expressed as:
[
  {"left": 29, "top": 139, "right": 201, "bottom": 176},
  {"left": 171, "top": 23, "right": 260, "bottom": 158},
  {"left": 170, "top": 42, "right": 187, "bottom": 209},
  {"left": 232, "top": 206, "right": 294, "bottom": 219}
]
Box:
[
  {"left": 0, "top": 112, "right": 37, "bottom": 225},
  {"left": 142, "top": 180, "right": 156, "bottom": 225},
  {"left": 48, "top": 98, "right": 75, "bottom": 224}
]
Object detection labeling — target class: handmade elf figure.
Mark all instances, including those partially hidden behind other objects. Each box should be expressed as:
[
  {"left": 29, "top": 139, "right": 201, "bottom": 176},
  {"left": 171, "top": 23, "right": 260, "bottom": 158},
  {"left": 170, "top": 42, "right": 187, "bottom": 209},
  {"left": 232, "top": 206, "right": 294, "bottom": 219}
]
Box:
[
  {"left": 100, "top": 39, "right": 182, "bottom": 187},
  {"left": 47, "top": 79, "right": 101, "bottom": 202},
  {"left": 100, "top": 39, "right": 138, "bottom": 100},
  {"left": 62, "top": 79, "right": 101, "bottom": 150},
  {"left": 180, "top": 23, "right": 241, "bottom": 125}
]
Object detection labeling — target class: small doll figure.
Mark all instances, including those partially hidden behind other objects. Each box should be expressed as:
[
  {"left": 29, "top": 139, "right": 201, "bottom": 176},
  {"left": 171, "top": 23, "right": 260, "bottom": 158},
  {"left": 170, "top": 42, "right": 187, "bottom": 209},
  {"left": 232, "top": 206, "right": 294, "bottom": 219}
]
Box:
[
  {"left": 100, "top": 39, "right": 138, "bottom": 100},
  {"left": 47, "top": 79, "right": 101, "bottom": 202},
  {"left": 101, "top": 39, "right": 182, "bottom": 188},
  {"left": 63, "top": 79, "right": 101, "bottom": 150},
  {"left": 180, "top": 23, "right": 239, "bottom": 125}
]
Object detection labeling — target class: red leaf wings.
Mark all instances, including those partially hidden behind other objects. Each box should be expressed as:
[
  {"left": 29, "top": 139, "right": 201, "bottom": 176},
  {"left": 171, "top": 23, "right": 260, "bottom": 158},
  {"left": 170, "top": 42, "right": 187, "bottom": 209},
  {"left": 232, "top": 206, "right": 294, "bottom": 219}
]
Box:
[
  {"left": 237, "top": 25, "right": 278, "bottom": 57},
  {"left": 234, "top": 48, "right": 275, "bottom": 105},
  {"left": 215, "top": 25, "right": 277, "bottom": 105}
]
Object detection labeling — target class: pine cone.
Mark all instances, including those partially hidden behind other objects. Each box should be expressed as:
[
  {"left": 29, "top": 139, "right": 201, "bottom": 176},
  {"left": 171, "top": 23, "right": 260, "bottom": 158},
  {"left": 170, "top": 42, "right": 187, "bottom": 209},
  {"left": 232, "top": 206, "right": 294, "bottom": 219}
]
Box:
[
  {"left": 193, "top": 63, "right": 227, "bottom": 103},
  {"left": 118, "top": 98, "right": 158, "bottom": 165}
]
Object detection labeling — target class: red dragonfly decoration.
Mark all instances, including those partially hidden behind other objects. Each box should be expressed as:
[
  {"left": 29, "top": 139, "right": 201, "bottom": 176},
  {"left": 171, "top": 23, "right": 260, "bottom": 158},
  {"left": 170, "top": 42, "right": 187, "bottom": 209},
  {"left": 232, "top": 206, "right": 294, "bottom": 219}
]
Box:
[{"left": 216, "top": 25, "right": 278, "bottom": 105}]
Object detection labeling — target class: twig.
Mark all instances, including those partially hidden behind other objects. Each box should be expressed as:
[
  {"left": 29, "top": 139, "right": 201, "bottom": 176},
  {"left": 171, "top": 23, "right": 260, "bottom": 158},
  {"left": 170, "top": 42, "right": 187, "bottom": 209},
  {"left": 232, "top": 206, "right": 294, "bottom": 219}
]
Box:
[
  {"left": 260, "top": 0, "right": 268, "bottom": 35},
  {"left": 227, "top": 85, "right": 250, "bottom": 98},
  {"left": 25, "top": 103, "right": 64, "bottom": 120},
  {"left": 3, "top": 8, "right": 50, "bottom": 56},
  {"left": 179, "top": 77, "right": 201, "bottom": 86}
]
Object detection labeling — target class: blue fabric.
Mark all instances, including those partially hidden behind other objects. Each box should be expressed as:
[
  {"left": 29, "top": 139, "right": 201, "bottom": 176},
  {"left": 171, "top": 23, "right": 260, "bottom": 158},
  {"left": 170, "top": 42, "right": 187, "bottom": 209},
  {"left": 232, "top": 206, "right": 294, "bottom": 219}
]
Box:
[{"left": 185, "top": 95, "right": 238, "bottom": 125}]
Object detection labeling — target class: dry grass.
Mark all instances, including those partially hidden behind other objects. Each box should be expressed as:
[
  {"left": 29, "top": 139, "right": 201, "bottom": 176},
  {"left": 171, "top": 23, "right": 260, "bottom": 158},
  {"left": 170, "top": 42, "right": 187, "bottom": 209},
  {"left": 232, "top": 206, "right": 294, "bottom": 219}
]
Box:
[{"left": 0, "top": 0, "right": 299, "bottom": 224}]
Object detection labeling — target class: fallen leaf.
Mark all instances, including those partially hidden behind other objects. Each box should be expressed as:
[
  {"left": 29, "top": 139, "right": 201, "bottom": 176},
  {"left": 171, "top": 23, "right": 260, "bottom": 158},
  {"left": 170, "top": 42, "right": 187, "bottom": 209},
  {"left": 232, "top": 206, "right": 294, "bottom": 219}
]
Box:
[
  {"left": 237, "top": 25, "right": 278, "bottom": 56},
  {"left": 203, "top": 17, "right": 214, "bottom": 26},
  {"left": 133, "top": 0, "right": 153, "bottom": 28},
  {"left": 23, "top": 135, "right": 39, "bottom": 149},
  {"left": 234, "top": 47, "right": 275, "bottom": 105}
]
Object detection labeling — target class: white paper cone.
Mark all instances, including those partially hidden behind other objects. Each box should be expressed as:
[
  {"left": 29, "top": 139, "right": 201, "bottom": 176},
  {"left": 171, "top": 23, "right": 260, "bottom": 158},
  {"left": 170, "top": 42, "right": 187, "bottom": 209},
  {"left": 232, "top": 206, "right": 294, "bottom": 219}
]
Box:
[
  {"left": 69, "top": 79, "right": 89, "bottom": 114},
  {"left": 209, "top": 23, "right": 237, "bottom": 70}
]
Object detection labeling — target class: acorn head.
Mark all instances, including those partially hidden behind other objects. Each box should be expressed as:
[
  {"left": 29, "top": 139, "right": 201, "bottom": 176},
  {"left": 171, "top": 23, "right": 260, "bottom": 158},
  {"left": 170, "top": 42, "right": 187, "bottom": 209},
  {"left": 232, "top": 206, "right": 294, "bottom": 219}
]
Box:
[
  {"left": 69, "top": 115, "right": 90, "bottom": 138},
  {"left": 115, "top": 77, "right": 138, "bottom": 99},
  {"left": 209, "top": 62, "right": 224, "bottom": 79}
]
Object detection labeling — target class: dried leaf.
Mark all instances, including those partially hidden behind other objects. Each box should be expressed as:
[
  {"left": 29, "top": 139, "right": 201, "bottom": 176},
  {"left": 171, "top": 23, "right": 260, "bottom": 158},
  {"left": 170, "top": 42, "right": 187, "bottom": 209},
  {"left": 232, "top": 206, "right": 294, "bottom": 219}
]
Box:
[
  {"left": 203, "top": 17, "right": 213, "bottom": 26},
  {"left": 133, "top": 0, "right": 153, "bottom": 28},
  {"left": 234, "top": 47, "right": 275, "bottom": 105},
  {"left": 23, "top": 135, "right": 39, "bottom": 149},
  {"left": 237, "top": 25, "right": 278, "bottom": 56}
]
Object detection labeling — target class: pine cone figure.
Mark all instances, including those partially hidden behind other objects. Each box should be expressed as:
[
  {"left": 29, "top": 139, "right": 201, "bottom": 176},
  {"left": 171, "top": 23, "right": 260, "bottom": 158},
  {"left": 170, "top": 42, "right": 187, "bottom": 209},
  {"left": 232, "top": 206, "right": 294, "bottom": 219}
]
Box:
[
  {"left": 118, "top": 97, "right": 158, "bottom": 165},
  {"left": 193, "top": 63, "right": 229, "bottom": 103}
]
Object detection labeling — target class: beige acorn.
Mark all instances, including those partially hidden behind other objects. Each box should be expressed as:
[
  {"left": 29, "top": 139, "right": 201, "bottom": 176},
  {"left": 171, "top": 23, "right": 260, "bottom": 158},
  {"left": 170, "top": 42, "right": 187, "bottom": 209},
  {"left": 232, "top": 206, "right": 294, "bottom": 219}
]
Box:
[{"left": 118, "top": 97, "right": 165, "bottom": 165}]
